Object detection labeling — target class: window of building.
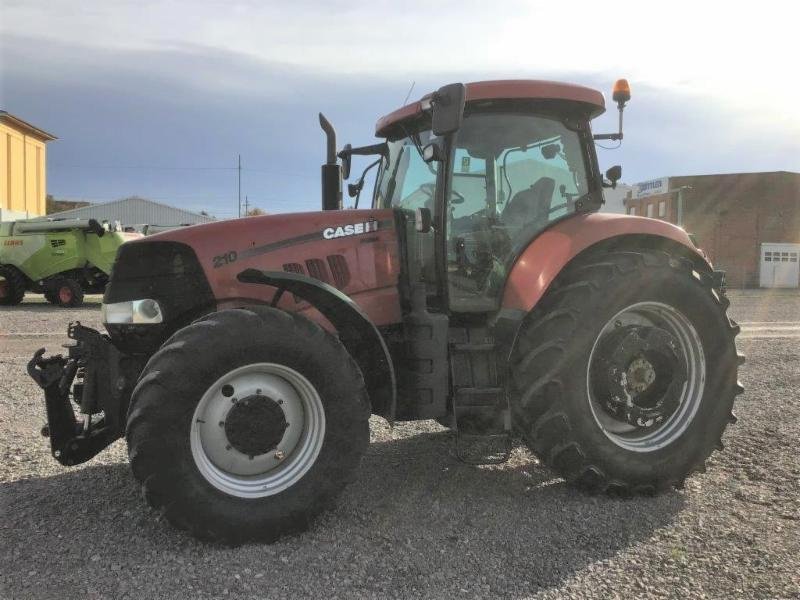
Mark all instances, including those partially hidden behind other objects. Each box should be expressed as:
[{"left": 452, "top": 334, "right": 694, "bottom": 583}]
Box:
[
  {"left": 764, "top": 252, "right": 772, "bottom": 262},
  {"left": 646, "top": 203, "right": 654, "bottom": 218},
  {"left": 658, "top": 200, "right": 666, "bottom": 217}
]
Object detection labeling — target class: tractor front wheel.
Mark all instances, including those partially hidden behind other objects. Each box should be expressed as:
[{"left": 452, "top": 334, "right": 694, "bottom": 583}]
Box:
[
  {"left": 0, "top": 266, "right": 26, "bottom": 306},
  {"left": 510, "top": 250, "right": 742, "bottom": 493},
  {"left": 126, "top": 306, "right": 370, "bottom": 544}
]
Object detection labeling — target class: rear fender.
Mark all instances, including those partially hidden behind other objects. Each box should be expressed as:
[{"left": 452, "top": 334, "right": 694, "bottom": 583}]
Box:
[
  {"left": 237, "top": 269, "right": 396, "bottom": 421},
  {"left": 494, "top": 213, "right": 712, "bottom": 354},
  {"left": 501, "top": 213, "right": 710, "bottom": 314}
]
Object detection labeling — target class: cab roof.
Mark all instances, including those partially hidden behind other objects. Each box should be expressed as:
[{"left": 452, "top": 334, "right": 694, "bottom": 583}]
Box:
[{"left": 375, "top": 79, "right": 606, "bottom": 137}]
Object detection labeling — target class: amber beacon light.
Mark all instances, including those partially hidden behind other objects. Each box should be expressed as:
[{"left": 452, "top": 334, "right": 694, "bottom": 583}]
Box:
[
  {"left": 612, "top": 79, "right": 631, "bottom": 106},
  {"left": 594, "top": 78, "right": 632, "bottom": 142}
]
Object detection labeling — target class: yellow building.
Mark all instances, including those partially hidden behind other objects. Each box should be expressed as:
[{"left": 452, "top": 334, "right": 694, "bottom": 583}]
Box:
[{"left": 1, "top": 111, "right": 57, "bottom": 221}]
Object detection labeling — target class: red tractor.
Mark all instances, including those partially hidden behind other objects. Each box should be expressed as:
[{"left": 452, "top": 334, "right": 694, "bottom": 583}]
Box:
[{"left": 29, "top": 79, "right": 742, "bottom": 543}]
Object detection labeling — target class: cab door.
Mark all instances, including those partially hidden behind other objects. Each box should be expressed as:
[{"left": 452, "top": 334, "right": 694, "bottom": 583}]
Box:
[{"left": 443, "top": 111, "right": 594, "bottom": 313}]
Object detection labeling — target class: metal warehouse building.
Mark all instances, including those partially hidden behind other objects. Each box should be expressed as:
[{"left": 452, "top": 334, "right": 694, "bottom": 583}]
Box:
[
  {"left": 625, "top": 171, "right": 800, "bottom": 288},
  {"left": 45, "top": 196, "right": 215, "bottom": 230}
]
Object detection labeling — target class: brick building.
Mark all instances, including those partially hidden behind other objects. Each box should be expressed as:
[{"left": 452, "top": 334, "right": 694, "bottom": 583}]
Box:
[{"left": 624, "top": 171, "right": 800, "bottom": 287}]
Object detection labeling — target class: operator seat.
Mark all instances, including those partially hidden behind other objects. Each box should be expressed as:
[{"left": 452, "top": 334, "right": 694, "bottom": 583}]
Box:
[{"left": 501, "top": 177, "right": 556, "bottom": 230}]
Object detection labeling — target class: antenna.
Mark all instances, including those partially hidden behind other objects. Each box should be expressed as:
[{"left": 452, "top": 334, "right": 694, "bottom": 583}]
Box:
[{"left": 402, "top": 81, "right": 416, "bottom": 105}]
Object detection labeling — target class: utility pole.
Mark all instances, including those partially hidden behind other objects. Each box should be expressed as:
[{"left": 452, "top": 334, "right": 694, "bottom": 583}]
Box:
[
  {"left": 237, "top": 154, "right": 242, "bottom": 218},
  {"left": 244, "top": 195, "right": 249, "bottom": 216}
]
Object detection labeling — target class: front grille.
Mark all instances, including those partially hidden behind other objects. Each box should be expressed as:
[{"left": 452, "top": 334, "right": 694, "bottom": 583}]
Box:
[{"left": 105, "top": 241, "right": 214, "bottom": 322}]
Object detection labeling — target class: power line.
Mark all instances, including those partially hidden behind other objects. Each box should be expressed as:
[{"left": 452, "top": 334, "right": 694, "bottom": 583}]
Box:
[{"left": 49, "top": 164, "right": 237, "bottom": 171}]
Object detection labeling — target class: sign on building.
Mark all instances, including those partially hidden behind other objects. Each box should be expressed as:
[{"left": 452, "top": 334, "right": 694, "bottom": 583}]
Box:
[{"left": 635, "top": 177, "right": 670, "bottom": 198}]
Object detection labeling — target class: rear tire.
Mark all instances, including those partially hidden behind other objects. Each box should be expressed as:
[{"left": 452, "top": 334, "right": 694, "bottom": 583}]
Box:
[
  {"left": 509, "top": 250, "right": 742, "bottom": 493},
  {"left": 53, "top": 279, "right": 84, "bottom": 308},
  {"left": 0, "top": 266, "right": 26, "bottom": 305},
  {"left": 126, "top": 306, "right": 370, "bottom": 544}
]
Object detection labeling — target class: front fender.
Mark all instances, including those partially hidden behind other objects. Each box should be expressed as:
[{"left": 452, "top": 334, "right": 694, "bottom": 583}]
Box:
[
  {"left": 501, "top": 213, "right": 709, "bottom": 313},
  {"left": 237, "top": 269, "right": 396, "bottom": 422}
]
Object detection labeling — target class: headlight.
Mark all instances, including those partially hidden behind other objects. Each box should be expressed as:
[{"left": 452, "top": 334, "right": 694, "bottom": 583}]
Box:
[{"left": 102, "top": 299, "right": 163, "bottom": 324}]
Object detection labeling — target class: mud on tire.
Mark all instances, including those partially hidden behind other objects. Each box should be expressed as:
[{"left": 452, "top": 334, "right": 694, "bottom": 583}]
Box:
[
  {"left": 126, "top": 306, "right": 371, "bottom": 544},
  {"left": 509, "top": 250, "right": 742, "bottom": 494}
]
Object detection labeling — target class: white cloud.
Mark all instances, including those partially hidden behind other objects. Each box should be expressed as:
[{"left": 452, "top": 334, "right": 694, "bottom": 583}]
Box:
[
  {"left": 3, "top": 0, "right": 797, "bottom": 139},
  {"left": 3, "top": 0, "right": 799, "bottom": 157}
]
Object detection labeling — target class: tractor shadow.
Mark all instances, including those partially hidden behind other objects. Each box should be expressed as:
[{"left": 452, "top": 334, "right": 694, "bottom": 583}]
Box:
[{"left": 1, "top": 429, "right": 685, "bottom": 598}]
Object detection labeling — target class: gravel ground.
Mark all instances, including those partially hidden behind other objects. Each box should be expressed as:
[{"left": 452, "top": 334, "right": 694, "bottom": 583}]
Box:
[{"left": 1, "top": 291, "right": 798, "bottom": 599}]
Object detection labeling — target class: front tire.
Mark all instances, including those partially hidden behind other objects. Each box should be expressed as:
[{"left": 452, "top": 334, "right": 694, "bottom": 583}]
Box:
[
  {"left": 126, "top": 306, "right": 370, "bottom": 543},
  {"left": 510, "top": 250, "right": 742, "bottom": 493}
]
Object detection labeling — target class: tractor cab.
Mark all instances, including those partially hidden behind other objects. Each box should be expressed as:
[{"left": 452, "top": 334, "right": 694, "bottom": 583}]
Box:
[{"left": 338, "top": 80, "right": 625, "bottom": 313}]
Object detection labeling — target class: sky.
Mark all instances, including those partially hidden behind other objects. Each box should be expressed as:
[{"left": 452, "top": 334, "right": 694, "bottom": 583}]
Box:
[{"left": 2, "top": 0, "right": 798, "bottom": 219}]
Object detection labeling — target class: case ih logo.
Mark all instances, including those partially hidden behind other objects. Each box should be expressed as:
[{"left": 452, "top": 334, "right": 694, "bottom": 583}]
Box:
[
  {"left": 3, "top": 240, "right": 22, "bottom": 246},
  {"left": 322, "top": 220, "right": 378, "bottom": 240}
]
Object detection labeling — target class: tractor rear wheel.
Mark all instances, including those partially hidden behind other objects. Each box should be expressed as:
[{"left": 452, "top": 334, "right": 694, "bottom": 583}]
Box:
[
  {"left": 0, "top": 266, "right": 26, "bottom": 306},
  {"left": 126, "top": 306, "right": 370, "bottom": 544},
  {"left": 51, "top": 279, "right": 84, "bottom": 308},
  {"left": 510, "top": 250, "right": 742, "bottom": 494}
]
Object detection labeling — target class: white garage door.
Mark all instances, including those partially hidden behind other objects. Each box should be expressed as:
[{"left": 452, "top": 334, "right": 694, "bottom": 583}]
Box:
[{"left": 760, "top": 244, "right": 800, "bottom": 288}]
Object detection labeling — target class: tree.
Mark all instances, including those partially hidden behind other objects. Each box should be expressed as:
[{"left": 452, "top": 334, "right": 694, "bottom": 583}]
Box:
[
  {"left": 46, "top": 195, "right": 92, "bottom": 214},
  {"left": 246, "top": 207, "right": 266, "bottom": 216}
]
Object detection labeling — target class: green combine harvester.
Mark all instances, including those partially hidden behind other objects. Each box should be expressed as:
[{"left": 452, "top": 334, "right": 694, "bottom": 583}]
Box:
[{"left": 0, "top": 218, "right": 141, "bottom": 307}]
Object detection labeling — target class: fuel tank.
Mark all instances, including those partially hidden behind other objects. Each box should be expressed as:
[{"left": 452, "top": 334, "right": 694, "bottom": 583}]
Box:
[{"left": 135, "top": 208, "right": 403, "bottom": 327}]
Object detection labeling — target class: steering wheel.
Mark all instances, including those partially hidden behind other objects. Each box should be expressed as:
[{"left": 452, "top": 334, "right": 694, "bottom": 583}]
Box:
[{"left": 418, "top": 183, "right": 466, "bottom": 205}]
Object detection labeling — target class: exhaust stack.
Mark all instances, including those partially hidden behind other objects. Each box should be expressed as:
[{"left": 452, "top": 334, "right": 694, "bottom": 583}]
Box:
[{"left": 319, "top": 113, "right": 342, "bottom": 211}]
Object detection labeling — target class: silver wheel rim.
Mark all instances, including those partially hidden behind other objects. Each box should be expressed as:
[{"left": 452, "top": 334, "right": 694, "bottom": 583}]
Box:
[
  {"left": 190, "top": 363, "right": 326, "bottom": 498},
  {"left": 586, "top": 301, "right": 706, "bottom": 452}
]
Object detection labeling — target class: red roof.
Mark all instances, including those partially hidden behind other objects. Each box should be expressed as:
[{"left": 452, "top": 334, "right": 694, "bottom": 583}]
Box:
[{"left": 375, "top": 79, "right": 606, "bottom": 137}]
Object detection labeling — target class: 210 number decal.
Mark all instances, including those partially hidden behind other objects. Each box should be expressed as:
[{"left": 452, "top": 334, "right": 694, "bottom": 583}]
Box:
[{"left": 212, "top": 251, "right": 238, "bottom": 268}]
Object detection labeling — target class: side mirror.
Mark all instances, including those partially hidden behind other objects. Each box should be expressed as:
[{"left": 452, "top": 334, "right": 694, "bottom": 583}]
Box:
[
  {"left": 541, "top": 143, "right": 560, "bottom": 160},
  {"left": 422, "top": 140, "right": 445, "bottom": 163},
  {"left": 430, "top": 83, "right": 466, "bottom": 136},
  {"left": 340, "top": 143, "right": 352, "bottom": 180},
  {"left": 347, "top": 179, "right": 364, "bottom": 198},
  {"left": 605, "top": 165, "right": 622, "bottom": 189}
]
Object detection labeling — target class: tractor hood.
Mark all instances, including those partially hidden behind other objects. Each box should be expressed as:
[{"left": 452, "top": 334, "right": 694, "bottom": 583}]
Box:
[
  {"left": 139, "top": 210, "right": 397, "bottom": 293},
  {"left": 105, "top": 209, "right": 402, "bottom": 352}
]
